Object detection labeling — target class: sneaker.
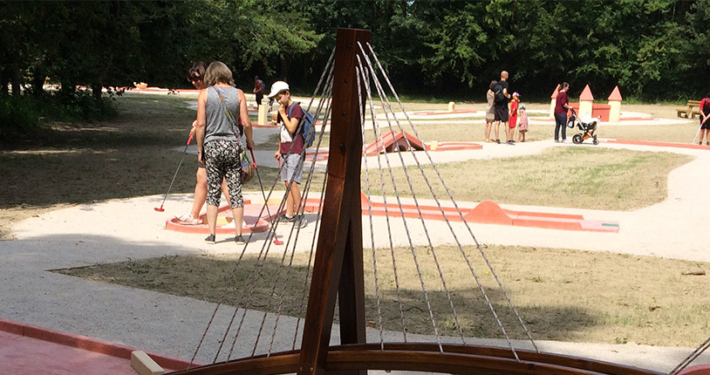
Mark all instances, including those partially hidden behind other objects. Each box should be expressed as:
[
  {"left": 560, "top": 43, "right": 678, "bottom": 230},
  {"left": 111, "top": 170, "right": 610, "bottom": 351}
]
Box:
[
  {"left": 281, "top": 215, "right": 295, "bottom": 222},
  {"left": 296, "top": 215, "right": 308, "bottom": 229},
  {"left": 176, "top": 213, "right": 201, "bottom": 225},
  {"left": 205, "top": 234, "right": 216, "bottom": 244},
  {"left": 234, "top": 235, "right": 246, "bottom": 245},
  {"left": 554, "top": 139, "right": 559, "bottom": 143},
  {"left": 495, "top": 139, "right": 500, "bottom": 144}
]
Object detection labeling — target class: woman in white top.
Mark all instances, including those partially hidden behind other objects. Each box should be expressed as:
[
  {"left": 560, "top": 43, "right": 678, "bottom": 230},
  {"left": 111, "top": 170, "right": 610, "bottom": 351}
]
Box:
[{"left": 484, "top": 80, "right": 497, "bottom": 142}]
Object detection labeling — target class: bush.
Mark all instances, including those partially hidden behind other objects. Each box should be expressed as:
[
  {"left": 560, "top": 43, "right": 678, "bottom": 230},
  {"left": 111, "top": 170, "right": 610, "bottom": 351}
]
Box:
[
  {"left": 0, "top": 90, "right": 118, "bottom": 139},
  {"left": 0, "top": 96, "right": 43, "bottom": 138}
]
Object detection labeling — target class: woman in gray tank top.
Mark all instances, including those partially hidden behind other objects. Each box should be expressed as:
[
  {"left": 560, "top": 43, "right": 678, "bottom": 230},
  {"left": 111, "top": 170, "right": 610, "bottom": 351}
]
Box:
[{"left": 195, "top": 61, "right": 255, "bottom": 244}]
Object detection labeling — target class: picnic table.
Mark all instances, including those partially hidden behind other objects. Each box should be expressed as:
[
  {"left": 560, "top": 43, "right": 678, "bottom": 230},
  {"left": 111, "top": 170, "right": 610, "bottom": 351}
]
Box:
[{"left": 676, "top": 100, "right": 702, "bottom": 118}]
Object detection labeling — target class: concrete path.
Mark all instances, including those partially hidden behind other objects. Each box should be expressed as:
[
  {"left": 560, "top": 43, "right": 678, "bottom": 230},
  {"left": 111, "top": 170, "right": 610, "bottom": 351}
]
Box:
[{"left": 3, "top": 123, "right": 710, "bottom": 373}]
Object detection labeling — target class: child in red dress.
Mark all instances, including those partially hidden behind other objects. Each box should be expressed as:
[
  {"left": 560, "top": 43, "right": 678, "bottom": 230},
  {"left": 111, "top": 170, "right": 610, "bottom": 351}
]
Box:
[{"left": 508, "top": 92, "right": 520, "bottom": 143}]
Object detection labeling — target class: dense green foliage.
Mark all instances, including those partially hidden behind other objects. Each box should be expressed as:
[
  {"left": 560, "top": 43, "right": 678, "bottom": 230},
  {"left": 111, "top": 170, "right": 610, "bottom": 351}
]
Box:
[
  {"left": 2, "top": 0, "right": 710, "bottom": 131},
  {"left": 287, "top": 0, "right": 710, "bottom": 101}
]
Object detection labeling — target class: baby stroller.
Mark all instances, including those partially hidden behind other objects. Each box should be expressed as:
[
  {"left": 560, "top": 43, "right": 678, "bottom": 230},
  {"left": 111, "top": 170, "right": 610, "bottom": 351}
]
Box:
[{"left": 567, "top": 108, "right": 599, "bottom": 145}]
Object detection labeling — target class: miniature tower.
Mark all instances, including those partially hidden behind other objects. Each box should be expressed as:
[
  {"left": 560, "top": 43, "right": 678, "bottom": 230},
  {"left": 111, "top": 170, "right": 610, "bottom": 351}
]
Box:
[
  {"left": 608, "top": 86, "right": 622, "bottom": 122},
  {"left": 579, "top": 84, "right": 594, "bottom": 118}
]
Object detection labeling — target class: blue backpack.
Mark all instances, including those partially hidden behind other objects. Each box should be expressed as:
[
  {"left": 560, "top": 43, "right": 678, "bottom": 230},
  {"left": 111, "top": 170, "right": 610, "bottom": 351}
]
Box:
[{"left": 288, "top": 103, "right": 315, "bottom": 148}]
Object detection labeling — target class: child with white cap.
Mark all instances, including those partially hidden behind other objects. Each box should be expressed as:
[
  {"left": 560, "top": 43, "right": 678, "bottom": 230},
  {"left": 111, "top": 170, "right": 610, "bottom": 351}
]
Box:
[{"left": 267, "top": 81, "right": 307, "bottom": 228}]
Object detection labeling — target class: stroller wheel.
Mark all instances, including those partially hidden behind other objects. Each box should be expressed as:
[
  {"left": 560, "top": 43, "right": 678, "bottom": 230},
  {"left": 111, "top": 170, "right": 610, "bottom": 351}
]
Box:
[
  {"left": 572, "top": 134, "right": 583, "bottom": 144},
  {"left": 593, "top": 137, "right": 599, "bottom": 145}
]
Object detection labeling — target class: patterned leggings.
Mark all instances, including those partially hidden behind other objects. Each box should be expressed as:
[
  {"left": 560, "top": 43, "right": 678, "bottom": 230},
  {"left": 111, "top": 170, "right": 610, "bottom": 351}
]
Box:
[{"left": 204, "top": 139, "right": 244, "bottom": 209}]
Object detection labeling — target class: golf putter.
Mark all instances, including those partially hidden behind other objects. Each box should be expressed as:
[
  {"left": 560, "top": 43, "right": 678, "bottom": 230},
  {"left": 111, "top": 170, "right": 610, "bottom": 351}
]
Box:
[{"left": 155, "top": 135, "right": 193, "bottom": 212}]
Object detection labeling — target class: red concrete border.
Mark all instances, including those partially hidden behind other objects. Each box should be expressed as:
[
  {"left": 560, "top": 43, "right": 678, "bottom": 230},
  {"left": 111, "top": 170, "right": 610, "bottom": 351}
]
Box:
[
  {"left": 607, "top": 138, "right": 710, "bottom": 150},
  {"left": 0, "top": 317, "right": 200, "bottom": 371},
  {"left": 323, "top": 194, "right": 618, "bottom": 233},
  {"left": 680, "top": 365, "right": 710, "bottom": 375}
]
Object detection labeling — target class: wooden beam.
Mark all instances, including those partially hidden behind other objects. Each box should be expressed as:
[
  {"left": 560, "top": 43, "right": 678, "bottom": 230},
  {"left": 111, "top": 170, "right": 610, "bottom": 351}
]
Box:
[{"left": 297, "top": 28, "right": 371, "bottom": 375}]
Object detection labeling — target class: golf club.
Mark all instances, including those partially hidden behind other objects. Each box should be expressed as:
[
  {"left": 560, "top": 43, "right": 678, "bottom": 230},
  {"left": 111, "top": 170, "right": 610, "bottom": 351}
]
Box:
[
  {"left": 250, "top": 149, "right": 283, "bottom": 245},
  {"left": 154, "top": 135, "right": 193, "bottom": 212},
  {"left": 692, "top": 121, "right": 703, "bottom": 144}
]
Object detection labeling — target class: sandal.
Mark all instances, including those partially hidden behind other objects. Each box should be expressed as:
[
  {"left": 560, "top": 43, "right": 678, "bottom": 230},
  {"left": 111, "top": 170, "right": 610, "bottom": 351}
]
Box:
[{"left": 176, "top": 213, "right": 201, "bottom": 225}]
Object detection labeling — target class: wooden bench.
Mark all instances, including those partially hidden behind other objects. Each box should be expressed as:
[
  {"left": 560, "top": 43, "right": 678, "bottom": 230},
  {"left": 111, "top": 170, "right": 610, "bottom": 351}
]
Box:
[{"left": 676, "top": 100, "right": 702, "bottom": 118}]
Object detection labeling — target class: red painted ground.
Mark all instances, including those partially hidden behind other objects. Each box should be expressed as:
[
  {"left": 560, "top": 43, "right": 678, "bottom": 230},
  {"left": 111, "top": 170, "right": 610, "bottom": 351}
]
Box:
[
  {"left": 0, "top": 318, "right": 194, "bottom": 375},
  {"left": 165, "top": 199, "right": 281, "bottom": 234}
]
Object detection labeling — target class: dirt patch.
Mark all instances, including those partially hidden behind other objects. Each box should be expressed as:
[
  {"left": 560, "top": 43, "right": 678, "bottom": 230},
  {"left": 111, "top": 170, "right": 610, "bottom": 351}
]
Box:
[{"left": 53, "top": 245, "right": 710, "bottom": 347}]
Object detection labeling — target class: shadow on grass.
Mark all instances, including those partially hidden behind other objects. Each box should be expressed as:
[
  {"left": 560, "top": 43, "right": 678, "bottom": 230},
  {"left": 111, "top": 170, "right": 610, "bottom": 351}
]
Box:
[{"left": 53, "top": 251, "right": 598, "bottom": 343}]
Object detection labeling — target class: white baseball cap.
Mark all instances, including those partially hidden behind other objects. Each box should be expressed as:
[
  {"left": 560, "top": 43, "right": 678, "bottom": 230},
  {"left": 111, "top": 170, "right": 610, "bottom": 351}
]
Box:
[{"left": 267, "top": 81, "right": 289, "bottom": 98}]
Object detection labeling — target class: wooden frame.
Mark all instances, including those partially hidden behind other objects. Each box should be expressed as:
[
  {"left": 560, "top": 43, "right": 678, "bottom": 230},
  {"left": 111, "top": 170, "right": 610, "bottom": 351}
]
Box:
[{"left": 175, "top": 28, "right": 664, "bottom": 375}]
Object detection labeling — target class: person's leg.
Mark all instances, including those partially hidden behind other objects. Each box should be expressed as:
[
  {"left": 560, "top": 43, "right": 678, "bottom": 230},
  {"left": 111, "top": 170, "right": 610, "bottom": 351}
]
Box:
[
  {"left": 494, "top": 121, "right": 500, "bottom": 142},
  {"left": 554, "top": 116, "right": 560, "bottom": 141},
  {"left": 284, "top": 181, "right": 295, "bottom": 217},
  {"left": 289, "top": 182, "right": 301, "bottom": 216},
  {"left": 189, "top": 167, "right": 207, "bottom": 220},
  {"left": 221, "top": 178, "right": 231, "bottom": 207},
  {"left": 561, "top": 116, "right": 567, "bottom": 141},
  {"left": 485, "top": 121, "right": 492, "bottom": 142},
  {"left": 220, "top": 141, "right": 245, "bottom": 239},
  {"left": 224, "top": 167, "right": 244, "bottom": 237},
  {"left": 204, "top": 142, "right": 224, "bottom": 240},
  {"left": 282, "top": 154, "right": 304, "bottom": 226}
]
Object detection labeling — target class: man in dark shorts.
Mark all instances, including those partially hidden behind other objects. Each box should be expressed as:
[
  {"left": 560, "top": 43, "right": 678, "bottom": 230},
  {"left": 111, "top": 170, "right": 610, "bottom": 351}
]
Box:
[
  {"left": 493, "top": 70, "right": 512, "bottom": 144},
  {"left": 253, "top": 75, "right": 265, "bottom": 107}
]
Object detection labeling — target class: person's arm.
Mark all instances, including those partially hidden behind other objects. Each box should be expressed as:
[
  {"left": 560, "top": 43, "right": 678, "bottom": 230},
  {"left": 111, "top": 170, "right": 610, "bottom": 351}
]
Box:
[
  {"left": 278, "top": 103, "right": 301, "bottom": 134},
  {"left": 237, "top": 89, "right": 254, "bottom": 150},
  {"left": 195, "top": 89, "right": 208, "bottom": 164}
]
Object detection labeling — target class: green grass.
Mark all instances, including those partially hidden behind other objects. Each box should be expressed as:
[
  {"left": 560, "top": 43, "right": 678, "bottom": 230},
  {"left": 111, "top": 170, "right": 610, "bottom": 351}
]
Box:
[{"left": 361, "top": 147, "right": 694, "bottom": 211}]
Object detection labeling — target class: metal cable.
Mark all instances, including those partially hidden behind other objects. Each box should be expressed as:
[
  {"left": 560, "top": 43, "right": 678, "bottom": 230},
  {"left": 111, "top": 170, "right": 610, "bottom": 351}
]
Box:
[
  {"left": 670, "top": 335, "right": 710, "bottom": 375},
  {"left": 190, "top": 47, "right": 336, "bottom": 366},
  {"left": 357, "top": 65, "right": 386, "bottom": 350},
  {"left": 258, "top": 74, "right": 335, "bottom": 357},
  {"left": 356, "top": 56, "right": 409, "bottom": 343},
  {"left": 358, "top": 55, "right": 442, "bottom": 350},
  {"left": 360, "top": 52, "right": 467, "bottom": 346},
  {"left": 362, "top": 41, "right": 535, "bottom": 357},
  {"left": 227, "top": 61, "right": 336, "bottom": 361}
]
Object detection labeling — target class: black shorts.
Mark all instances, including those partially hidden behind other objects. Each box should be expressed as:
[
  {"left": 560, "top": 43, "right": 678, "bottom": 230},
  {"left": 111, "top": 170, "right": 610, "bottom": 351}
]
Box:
[{"left": 494, "top": 105, "right": 509, "bottom": 122}]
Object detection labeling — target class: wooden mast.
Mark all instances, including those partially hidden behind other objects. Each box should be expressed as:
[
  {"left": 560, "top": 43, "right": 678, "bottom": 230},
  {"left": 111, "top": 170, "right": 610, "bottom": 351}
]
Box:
[{"left": 296, "top": 28, "right": 371, "bottom": 375}]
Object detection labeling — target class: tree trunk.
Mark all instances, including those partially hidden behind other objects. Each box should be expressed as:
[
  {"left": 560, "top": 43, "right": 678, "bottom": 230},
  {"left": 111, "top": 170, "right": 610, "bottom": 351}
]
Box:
[
  {"left": 31, "top": 68, "right": 45, "bottom": 96},
  {"left": 0, "top": 68, "right": 8, "bottom": 96},
  {"left": 11, "top": 66, "right": 21, "bottom": 97},
  {"left": 91, "top": 82, "right": 102, "bottom": 106}
]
